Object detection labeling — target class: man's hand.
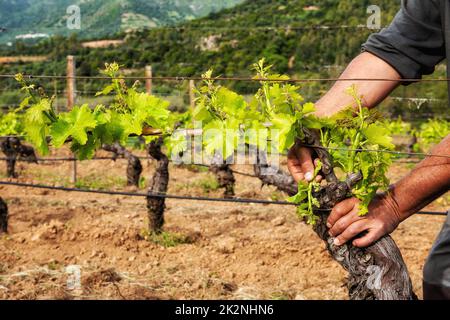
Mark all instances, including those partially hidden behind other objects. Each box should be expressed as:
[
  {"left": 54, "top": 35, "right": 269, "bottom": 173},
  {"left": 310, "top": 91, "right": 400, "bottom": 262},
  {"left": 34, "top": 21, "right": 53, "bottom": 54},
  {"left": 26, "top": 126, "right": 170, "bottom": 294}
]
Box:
[
  {"left": 327, "top": 194, "right": 403, "bottom": 248},
  {"left": 287, "top": 143, "right": 322, "bottom": 183}
]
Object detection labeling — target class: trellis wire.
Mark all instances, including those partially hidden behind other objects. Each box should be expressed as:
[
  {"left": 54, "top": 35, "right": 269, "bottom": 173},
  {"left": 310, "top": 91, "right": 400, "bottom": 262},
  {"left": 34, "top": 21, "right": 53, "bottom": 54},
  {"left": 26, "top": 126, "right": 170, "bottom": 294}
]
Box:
[
  {"left": 0, "top": 155, "right": 259, "bottom": 178},
  {"left": 3, "top": 73, "right": 450, "bottom": 83},
  {"left": 301, "top": 144, "right": 450, "bottom": 160},
  {"left": 0, "top": 180, "right": 446, "bottom": 216},
  {"left": 1, "top": 136, "right": 447, "bottom": 159}
]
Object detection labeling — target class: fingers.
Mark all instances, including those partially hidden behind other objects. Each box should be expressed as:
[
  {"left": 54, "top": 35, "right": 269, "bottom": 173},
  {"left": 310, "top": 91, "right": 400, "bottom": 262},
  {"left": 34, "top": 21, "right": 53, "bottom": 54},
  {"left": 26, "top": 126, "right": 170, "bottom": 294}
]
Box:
[
  {"left": 329, "top": 204, "right": 362, "bottom": 237},
  {"left": 327, "top": 198, "right": 359, "bottom": 228},
  {"left": 333, "top": 220, "right": 369, "bottom": 246},
  {"left": 287, "top": 148, "right": 306, "bottom": 183},
  {"left": 299, "top": 148, "right": 315, "bottom": 181},
  {"left": 352, "top": 228, "right": 385, "bottom": 248},
  {"left": 287, "top": 146, "right": 315, "bottom": 183}
]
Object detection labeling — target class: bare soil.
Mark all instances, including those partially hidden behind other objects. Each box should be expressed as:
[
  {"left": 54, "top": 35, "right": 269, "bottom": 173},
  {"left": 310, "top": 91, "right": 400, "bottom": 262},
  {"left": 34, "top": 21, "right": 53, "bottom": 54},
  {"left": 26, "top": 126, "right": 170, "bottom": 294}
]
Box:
[
  {"left": 0, "top": 56, "right": 48, "bottom": 64},
  {"left": 0, "top": 148, "right": 448, "bottom": 300}
]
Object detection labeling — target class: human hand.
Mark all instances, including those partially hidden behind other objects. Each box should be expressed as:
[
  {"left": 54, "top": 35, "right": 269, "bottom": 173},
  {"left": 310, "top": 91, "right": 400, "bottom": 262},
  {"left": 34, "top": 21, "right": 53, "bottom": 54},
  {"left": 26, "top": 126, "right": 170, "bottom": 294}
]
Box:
[
  {"left": 327, "top": 194, "right": 402, "bottom": 248},
  {"left": 287, "top": 142, "right": 322, "bottom": 183}
]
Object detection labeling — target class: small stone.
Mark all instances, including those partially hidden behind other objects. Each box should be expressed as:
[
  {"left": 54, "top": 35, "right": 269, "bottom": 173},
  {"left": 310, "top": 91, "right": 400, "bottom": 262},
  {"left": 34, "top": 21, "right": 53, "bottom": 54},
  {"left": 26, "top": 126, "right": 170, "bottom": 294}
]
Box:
[
  {"left": 128, "top": 256, "right": 136, "bottom": 262},
  {"left": 17, "top": 237, "right": 26, "bottom": 244},
  {"left": 216, "top": 237, "right": 236, "bottom": 254},
  {"left": 271, "top": 216, "right": 286, "bottom": 227}
]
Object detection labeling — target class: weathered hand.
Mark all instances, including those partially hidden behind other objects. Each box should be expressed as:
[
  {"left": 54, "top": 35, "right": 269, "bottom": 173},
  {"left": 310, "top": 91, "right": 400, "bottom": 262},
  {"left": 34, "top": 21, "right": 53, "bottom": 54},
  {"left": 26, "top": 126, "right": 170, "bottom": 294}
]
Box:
[{"left": 327, "top": 194, "right": 402, "bottom": 248}]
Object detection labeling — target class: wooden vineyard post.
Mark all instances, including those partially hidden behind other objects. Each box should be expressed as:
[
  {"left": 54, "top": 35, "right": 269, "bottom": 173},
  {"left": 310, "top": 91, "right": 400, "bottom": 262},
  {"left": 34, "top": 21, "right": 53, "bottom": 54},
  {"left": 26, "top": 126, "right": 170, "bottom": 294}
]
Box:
[
  {"left": 189, "top": 79, "right": 196, "bottom": 111},
  {"left": 66, "top": 55, "right": 76, "bottom": 110},
  {"left": 145, "top": 66, "right": 153, "bottom": 95},
  {"left": 71, "top": 159, "right": 78, "bottom": 185},
  {"left": 67, "top": 55, "right": 77, "bottom": 184},
  {"left": 53, "top": 76, "right": 59, "bottom": 113}
]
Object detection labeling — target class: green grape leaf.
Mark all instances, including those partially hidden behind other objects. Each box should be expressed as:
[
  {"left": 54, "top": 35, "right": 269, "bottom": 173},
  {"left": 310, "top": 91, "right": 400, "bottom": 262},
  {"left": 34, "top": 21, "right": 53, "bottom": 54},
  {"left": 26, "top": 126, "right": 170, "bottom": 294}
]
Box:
[
  {"left": 302, "top": 102, "right": 316, "bottom": 115},
  {"left": 95, "top": 84, "right": 115, "bottom": 97},
  {"left": 270, "top": 113, "right": 297, "bottom": 152},
  {"left": 50, "top": 105, "right": 97, "bottom": 147},
  {"left": 71, "top": 135, "right": 97, "bottom": 160},
  {"left": 362, "top": 124, "right": 395, "bottom": 149},
  {"left": 23, "top": 99, "right": 54, "bottom": 154},
  {"left": 165, "top": 132, "right": 188, "bottom": 157}
]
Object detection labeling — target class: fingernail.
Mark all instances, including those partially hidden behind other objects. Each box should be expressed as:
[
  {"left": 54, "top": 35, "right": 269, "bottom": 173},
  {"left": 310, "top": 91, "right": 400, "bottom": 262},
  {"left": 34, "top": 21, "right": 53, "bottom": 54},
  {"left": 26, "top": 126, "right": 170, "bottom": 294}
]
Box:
[
  {"left": 305, "top": 172, "right": 313, "bottom": 181},
  {"left": 326, "top": 223, "right": 331, "bottom": 228},
  {"left": 333, "top": 238, "right": 341, "bottom": 246}
]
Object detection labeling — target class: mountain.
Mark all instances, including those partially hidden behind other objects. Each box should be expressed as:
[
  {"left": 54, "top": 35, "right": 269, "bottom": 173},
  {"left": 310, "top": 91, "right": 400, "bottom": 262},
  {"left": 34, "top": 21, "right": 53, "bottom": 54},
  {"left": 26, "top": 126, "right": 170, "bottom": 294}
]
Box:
[
  {"left": 3, "top": 0, "right": 446, "bottom": 114},
  {"left": 0, "top": 0, "right": 404, "bottom": 87},
  {"left": 0, "top": 0, "right": 244, "bottom": 43}
]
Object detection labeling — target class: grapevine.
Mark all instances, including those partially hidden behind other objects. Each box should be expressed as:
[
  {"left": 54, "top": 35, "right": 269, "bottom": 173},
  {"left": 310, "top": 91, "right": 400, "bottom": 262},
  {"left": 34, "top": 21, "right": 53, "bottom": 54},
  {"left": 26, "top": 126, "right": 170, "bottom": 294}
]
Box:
[
  {"left": 194, "top": 59, "right": 394, "bottom": 223},
  {"left": 15, "top": 64, "right": 182, "bottom": 159},
  {"left": 6, "top": 60, "right": 419, "bottom": 299},
  {"left": 414, "top": 118, "right": 450, "bottom": 153}
]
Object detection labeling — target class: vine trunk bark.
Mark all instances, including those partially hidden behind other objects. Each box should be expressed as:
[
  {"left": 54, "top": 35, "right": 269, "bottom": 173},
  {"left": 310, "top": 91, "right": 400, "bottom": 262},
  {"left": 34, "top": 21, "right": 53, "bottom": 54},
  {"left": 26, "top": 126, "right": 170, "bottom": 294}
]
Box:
[
  {"left": 0, "top": 138, "right": 37, "bottom": 178},
  {"left": 253, "top": 149, "right": 297, "bottom": 196},
  {"left": 102, "top": 143, "right": 143, "bottom": 187},
  {"left": 249, "top": 134, "right": 416, "bottom": 299},
  {"left": 304, "top": 129, "right": 416, "bottom": 300},
  {"left": 147, "top": 138, "right": 169, "bottom": 233},
  {"left": 0, "top": 197, "right": 7, "bottom": 234},
  {"left": 210, "top": 154, "right": 235, "bottom": 198}
]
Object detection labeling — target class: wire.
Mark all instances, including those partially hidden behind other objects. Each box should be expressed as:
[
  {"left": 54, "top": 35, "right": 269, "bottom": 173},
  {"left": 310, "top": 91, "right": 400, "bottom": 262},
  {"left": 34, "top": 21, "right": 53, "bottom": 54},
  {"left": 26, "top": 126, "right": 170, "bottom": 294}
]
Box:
[
  {"left": 3, "top": 73, "right": 450, "bottom": 83},
  {"left": 302, "top": 144, "right": 450, "bottom": 160},
  {"left": 0, "top": 155, "right": 259, "bottom": 177},
  {"left": 1, "top": 136, "right": 447, "bottom": 159},
  {"left": 0, "top": 180, "right": 299, "bottom": 207},
  {"left": 0, "top": 180, "right": 446, "bottom": 216},
  {"left": 0, "top": 154, "right": 423, "bottom": 166}
]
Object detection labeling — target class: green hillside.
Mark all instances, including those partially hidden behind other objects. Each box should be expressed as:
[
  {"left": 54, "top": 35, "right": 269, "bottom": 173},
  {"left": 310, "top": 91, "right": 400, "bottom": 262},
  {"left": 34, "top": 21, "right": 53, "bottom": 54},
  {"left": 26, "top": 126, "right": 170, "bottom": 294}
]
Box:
[
  {"left": 1, "top": 0, "right": 447, "bottom": 116},
  {"left": 0, "top": 0, "right": 243, "bottom": 43},
  {"left": 1, "top": 0, "right": 401, "bottom": 74}
]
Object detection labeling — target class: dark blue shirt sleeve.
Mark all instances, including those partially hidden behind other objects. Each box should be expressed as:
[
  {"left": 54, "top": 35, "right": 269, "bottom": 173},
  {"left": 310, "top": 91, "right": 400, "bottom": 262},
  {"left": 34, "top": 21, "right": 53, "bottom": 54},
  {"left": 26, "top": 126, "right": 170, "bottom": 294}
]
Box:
[{"left": 362, "top": 0, "right": 445, "bottom": 82}]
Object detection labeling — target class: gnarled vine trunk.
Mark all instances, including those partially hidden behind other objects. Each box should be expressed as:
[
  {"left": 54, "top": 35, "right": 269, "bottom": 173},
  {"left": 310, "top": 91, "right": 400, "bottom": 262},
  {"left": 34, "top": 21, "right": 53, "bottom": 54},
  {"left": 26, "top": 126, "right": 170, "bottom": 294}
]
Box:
[
  {"left": 250, "top": 134, "right": 416, "bottom": 299},
  {"left": 0, "top": 197, "right": 7, "bottom": 234},
  {"left": 0, "top": 138, "right": 37, "bottom": 178},
  {"left": 147, "top": 138, "right": 169, "bottom": 233},
  {"left": 253, "top": 149, "right": 297, "bottom": 196},
  {"left": 210, "top": 154, "right": 235, "bottom": 199},
  {"left": 102, "top": 143, "right": 143, "bottom": 187},
  {"left": 303, "top": 129, "right": 416, "bottom": 300}
]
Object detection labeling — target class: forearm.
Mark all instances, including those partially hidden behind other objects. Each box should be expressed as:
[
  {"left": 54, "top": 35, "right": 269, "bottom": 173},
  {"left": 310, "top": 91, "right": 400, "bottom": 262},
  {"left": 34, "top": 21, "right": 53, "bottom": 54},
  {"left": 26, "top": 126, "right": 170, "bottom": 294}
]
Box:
[
  {"left": 315, "top": 52, "right": 402, "bottom": 117},
  {"left": 388, "top": 135, "right": 450, "bottom": 221}
]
